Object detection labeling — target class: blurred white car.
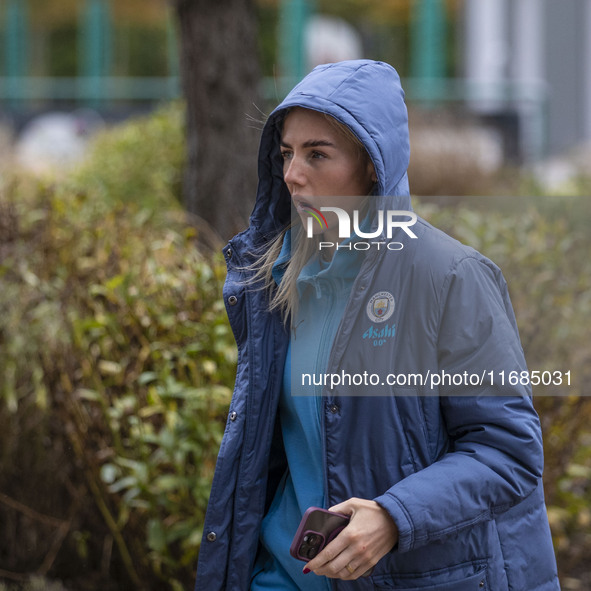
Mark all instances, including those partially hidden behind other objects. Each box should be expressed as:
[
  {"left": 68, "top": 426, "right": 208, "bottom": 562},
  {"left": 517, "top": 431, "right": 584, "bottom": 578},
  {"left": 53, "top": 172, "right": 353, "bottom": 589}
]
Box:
[{"left": 15, "top": 109, "right": 104, "bottom": 174}]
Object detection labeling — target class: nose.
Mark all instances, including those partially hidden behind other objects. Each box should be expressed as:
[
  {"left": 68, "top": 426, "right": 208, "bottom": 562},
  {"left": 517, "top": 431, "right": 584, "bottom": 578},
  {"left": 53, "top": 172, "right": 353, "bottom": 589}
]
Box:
[{"left": 283, "top": 155, "right": 305, "bottom": 189}]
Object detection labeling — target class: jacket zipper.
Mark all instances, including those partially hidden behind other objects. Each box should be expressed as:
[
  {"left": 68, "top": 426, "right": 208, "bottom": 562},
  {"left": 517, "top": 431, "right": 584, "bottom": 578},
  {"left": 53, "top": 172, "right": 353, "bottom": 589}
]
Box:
[{"left": 316, "top": 279, "right": 338, "bottom": 512}]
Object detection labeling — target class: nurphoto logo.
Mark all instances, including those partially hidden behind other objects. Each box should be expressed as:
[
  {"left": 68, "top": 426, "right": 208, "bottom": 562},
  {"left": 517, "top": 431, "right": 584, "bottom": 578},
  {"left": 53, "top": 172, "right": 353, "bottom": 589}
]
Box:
[{"left": 303, "top": 206, "right": 418, "bottom": 252}]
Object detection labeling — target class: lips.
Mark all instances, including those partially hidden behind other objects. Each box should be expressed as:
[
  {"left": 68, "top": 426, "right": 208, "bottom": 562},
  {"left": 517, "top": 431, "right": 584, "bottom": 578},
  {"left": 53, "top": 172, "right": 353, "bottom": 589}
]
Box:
[{"left": 292, "top": 196, "right": 314, "bottom": 212}]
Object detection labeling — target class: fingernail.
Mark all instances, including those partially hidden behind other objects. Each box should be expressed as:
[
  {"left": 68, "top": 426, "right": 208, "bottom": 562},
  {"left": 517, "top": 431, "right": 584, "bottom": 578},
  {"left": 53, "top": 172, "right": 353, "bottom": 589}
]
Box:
[{"left": 303, "top": 567, "right": 311, "bottom": 574}]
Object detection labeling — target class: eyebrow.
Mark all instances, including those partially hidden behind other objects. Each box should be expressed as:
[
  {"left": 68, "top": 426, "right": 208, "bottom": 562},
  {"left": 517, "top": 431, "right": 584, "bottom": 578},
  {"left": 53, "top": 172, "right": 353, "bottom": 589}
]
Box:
[{"left": 280, "top": 139, "right": 335, "bottom": 149}]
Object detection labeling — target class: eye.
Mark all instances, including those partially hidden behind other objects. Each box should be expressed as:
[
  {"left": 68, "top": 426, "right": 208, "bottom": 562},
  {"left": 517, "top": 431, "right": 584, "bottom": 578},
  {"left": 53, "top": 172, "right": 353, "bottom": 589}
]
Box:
[
  {"left": 280, "top": 149, "right": 293, "bottom": 161},
  {"left": 311, "top": 150, "right": 326, "bottom": 160}
]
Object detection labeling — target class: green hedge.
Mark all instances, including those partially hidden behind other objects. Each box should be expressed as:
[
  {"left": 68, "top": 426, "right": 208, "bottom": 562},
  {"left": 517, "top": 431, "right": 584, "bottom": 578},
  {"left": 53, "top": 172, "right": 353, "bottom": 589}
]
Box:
[
  {"left": 0, "top": 178, "right": 235, "bottom": 589},
  {"left": 0, "top": 104, "right": 235, "bottom": 589},
  {"left": 70, "top": 101, "right": 186, "bottom": 211}
]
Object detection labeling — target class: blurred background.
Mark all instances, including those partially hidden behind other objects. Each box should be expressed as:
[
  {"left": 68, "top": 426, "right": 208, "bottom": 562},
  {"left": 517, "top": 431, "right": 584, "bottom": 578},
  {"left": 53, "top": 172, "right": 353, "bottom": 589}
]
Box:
[
  {"left": 1, "top": 0, "right": 590, "bottom": 186},
  {"left": 0, "top": 1, "right": 590, "bottom": 590}
]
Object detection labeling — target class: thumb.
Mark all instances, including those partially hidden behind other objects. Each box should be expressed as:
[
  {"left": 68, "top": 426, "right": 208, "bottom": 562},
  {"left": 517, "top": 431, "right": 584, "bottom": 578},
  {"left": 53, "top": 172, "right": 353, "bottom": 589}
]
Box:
[{"left": 328, "top": 498, "right": 357, "bottom": 516}]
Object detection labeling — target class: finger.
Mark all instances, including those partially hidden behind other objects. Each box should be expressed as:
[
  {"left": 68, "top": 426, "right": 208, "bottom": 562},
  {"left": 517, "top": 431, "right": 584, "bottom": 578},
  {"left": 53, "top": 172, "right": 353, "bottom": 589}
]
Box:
[
  {"left": 317, "top": 553, "right": 370, "bottom": 581},
  {"left": 328, "top": 497, "right": 359, "bottom": 515},
  {"left": 310, "top": 524, "right": 378, "bottom": 579},
  {"left": 307, "top": 535, "right": 367, "bottom": 580},
  {"left": 305, "top": 525, "right": 359, "bottom": 576},
  {"left": 308, "top": 550, "right": 360, "bottom": 580},
  {"left": 305, "top": 539, "right": 344, "bottom": 572},
  {"left": 340, "top": 558, "right": 363, "bottom": 580}
]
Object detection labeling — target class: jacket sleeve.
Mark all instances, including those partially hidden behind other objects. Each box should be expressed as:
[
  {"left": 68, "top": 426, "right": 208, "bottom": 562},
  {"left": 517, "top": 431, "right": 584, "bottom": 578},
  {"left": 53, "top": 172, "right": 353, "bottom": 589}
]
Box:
[{"left": 373, "top": 256, "right": 544, "bottom": 553}]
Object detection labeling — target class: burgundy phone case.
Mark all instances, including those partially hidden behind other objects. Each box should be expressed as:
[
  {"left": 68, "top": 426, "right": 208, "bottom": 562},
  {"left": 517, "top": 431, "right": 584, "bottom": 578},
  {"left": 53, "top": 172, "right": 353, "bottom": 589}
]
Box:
[{"left": 289, "top": 506, "right": 350, "bottom": 561}]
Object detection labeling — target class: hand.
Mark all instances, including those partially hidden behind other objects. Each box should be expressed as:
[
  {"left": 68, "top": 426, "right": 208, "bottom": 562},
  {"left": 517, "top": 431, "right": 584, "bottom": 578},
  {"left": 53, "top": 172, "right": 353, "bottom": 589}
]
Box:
[{"left": 304, "top": 498, "right": 398, "bottom": 580}]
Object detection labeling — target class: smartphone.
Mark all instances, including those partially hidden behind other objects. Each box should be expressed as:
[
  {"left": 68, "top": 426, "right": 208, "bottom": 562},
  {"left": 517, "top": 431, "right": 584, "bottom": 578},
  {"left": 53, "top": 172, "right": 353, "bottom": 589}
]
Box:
[{"left": 290, "top": 507, "right": 350, "bottom": 562}]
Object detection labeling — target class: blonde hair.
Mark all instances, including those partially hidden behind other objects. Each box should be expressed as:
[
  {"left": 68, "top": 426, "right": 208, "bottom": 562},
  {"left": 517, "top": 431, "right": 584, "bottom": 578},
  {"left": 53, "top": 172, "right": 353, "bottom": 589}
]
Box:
[{"left": 249, "top": 110, "right": 374, "bottom": 327}]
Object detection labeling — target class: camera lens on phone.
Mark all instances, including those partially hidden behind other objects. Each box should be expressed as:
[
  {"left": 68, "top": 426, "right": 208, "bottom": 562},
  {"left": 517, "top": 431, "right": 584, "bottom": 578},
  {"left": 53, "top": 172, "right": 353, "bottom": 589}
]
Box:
[{"left": 307, "top": 546, "right": 318, "bottom": 558}]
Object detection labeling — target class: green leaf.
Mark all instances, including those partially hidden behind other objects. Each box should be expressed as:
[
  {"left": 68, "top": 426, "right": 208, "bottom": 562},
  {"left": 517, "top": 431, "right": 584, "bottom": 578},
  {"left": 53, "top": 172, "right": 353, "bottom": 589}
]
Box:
[
  {"left": 152, "top": 475, "right": 183, "bottom": 494},
  {"left": 147, "top": 519, "right": 167, "bottom": 554},
  {"left": 76, "top": 388, "right": 101, "bottom": 402},
  {"left": 138, "top": 371, "right": 158, "bottom": 385},
  {"left": 100, "top": 463, "right": 119, "bottom": 485},
  {"left": 108, "top": 476, "right": 138, "bottom": 494}
]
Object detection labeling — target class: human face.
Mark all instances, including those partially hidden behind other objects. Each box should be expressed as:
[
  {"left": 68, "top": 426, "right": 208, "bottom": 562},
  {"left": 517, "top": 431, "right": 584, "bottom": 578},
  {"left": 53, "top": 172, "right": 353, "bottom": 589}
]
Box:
[{"left": 280, "top": 108, "right": 376, "bottom": 244}]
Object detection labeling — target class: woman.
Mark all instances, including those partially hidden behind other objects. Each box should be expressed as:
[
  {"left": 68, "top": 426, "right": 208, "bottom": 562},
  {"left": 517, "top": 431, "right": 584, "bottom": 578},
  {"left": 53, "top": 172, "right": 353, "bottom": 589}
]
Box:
[{"left": 194, "top": 60, "right": 560, "bottom": 590}]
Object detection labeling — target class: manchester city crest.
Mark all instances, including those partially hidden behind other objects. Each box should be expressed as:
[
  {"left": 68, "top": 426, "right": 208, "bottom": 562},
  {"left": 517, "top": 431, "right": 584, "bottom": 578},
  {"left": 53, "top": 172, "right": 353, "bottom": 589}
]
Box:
[{"left": 366, "top": 291, "right": 395, "bottom": 323}]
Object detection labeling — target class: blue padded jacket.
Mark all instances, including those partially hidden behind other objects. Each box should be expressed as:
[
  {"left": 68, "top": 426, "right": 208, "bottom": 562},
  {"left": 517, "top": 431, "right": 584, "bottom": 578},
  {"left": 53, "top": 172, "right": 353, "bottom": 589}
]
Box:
[{"left": 194, "top": 60, "right": 560, "bottom": 591}]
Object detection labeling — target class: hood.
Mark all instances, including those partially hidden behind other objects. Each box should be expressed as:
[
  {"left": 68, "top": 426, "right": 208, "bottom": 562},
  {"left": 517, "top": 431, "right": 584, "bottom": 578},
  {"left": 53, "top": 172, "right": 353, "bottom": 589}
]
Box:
[{"left": 251, "top": 60, "right": 411, "bottom": 239}]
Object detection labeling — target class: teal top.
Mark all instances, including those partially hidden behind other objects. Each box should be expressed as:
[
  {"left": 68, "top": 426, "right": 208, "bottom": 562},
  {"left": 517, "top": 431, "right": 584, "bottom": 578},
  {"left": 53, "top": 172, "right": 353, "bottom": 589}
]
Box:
[{"left": 251, "top": 231, "right": 365, "bottom": 591}]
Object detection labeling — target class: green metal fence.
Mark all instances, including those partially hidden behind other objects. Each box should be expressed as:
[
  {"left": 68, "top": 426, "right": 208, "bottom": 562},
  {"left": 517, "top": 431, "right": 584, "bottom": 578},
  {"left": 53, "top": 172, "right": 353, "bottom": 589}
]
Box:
[
  {"left": 0, "top": 0, "right": 547, "bottom": 160},
  {"left": 0, "top": 0, "right": 179, "bottom": 108}
]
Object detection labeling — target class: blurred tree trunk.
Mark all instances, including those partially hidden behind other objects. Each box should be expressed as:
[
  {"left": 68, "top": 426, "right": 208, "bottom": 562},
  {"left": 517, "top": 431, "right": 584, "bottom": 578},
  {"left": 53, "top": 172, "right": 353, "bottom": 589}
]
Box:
[{"left": 173, "top": 0, "right": 261, "bottom": 240}]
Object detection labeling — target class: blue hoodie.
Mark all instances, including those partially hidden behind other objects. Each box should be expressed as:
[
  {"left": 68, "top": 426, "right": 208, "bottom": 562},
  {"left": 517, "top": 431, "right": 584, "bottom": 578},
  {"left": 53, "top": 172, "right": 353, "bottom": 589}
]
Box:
[{"left": 194, "top": 60, "right": 560, "bottom": 591}]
